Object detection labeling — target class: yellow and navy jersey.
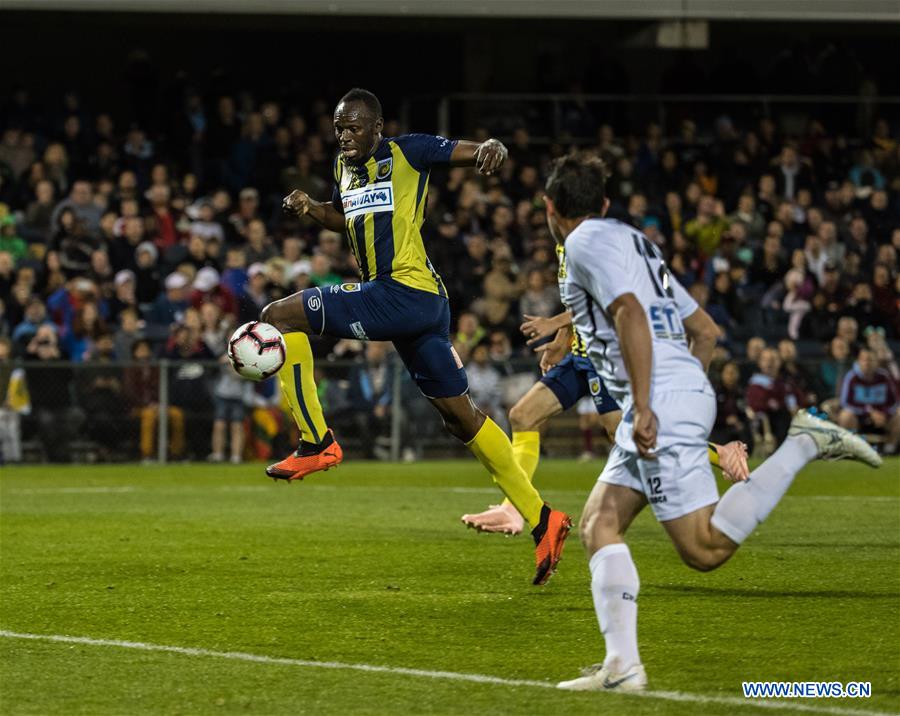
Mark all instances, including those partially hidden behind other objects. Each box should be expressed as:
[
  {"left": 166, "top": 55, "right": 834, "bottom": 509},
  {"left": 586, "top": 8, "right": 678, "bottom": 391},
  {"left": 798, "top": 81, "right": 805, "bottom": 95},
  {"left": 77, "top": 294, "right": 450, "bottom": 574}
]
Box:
[
  {"left": 332, "top": 134, "right": 456, "bottom": 296},
  {"left": 556, "top": 244, "right": 589, "bottom": 358}
]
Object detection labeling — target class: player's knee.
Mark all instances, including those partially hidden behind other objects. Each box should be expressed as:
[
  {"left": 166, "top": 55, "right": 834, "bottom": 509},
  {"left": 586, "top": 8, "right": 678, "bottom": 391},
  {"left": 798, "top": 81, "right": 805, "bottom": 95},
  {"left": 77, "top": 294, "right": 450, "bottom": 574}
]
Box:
[
  {"left": 579, "top": 507, "right": 621, "bottom": 552},
  {"left": 260, "top": 301, "right": 282, "bottom": 330},
  {"left": 508, "top": 401, "right": 535, "bottom": 432},
  {"left": 678, "top": 546, "right": 729, "bottom": 573}
]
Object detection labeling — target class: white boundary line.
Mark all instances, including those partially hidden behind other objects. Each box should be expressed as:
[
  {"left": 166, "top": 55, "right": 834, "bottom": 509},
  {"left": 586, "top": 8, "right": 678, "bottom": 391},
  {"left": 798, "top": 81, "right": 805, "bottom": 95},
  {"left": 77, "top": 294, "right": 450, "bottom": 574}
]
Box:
[{"left": 0, "top": 630, "right": 894, "bottom": 716}]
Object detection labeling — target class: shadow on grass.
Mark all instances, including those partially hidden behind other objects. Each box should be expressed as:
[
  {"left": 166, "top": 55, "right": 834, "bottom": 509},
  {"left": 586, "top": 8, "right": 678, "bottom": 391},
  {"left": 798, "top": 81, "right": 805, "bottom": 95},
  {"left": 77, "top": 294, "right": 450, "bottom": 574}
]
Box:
[{"left": 647, "top": 584, "right": 897, "bottom": 600}]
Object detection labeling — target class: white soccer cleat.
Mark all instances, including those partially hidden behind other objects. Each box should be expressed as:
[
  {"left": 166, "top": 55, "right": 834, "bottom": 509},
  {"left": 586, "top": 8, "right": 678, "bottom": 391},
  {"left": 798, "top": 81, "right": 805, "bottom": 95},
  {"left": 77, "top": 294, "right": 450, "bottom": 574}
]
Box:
[
  {"left": 788, "top": 410, "right": 882, "bottom": 468},
  {"left": 460, "top": 502, "right": 525, "bottom": 535},
  {"left": 557, "top": 662, "right": 647, "bottom": 692}
]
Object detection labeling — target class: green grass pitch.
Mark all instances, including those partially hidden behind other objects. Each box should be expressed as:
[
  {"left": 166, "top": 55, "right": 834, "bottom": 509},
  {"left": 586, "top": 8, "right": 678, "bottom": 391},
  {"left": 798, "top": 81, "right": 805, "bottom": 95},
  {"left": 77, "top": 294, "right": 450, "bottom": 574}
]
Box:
[{"left": 1, "top": 458, "right": 898, "bottom": 715}]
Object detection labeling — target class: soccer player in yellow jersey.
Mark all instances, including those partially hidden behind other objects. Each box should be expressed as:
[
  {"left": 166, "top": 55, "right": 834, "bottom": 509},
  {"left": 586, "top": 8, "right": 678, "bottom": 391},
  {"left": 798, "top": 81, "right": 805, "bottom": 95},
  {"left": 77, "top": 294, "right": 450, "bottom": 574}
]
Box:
[{"left": 252, "top": 88, "right": 570, "bottom": 585}]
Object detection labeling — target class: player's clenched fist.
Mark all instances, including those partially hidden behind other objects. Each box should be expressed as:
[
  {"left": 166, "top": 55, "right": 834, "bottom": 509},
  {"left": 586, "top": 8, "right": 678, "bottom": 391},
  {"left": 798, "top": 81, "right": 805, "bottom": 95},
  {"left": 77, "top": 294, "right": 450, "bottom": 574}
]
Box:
[
  {"left": 282, "top": 190, "right": 311, "bottom": 217},
  {"left": 474, "top": 138, "right": 507, "bottom": 175},
  {"left": 633, "top": 406, "right": 658, "bottom": 459}
]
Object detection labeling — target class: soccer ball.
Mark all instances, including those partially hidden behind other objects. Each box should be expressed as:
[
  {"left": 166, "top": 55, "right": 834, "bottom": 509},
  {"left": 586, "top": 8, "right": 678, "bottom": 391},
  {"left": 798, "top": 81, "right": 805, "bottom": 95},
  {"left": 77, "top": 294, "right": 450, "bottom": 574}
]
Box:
[{"left": 228, "top": 321, "right": 286, "bottom": 381}]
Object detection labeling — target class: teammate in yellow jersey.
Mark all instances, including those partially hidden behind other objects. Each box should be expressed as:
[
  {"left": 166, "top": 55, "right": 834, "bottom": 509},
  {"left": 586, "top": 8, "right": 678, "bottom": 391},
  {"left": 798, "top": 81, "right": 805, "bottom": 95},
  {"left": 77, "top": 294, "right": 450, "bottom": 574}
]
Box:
[{"left": 252, "top": 88, "right": 570, "bottom": 585}]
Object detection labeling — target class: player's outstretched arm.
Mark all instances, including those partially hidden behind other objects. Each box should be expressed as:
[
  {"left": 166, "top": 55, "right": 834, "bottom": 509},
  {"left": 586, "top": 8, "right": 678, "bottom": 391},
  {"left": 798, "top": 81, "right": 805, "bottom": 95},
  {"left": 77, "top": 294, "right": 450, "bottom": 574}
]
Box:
[
  {"left": 450, "top": 139, "right": 507, "bottom": 175},
  {"left": 682, "top": 307, "right": 720, "bottom": 372},
  {"left": 609, "top": 292, "right": 657, "bottom": 458},
  {"left": 534, "top": 325, "right": 573, "bottom": 374},
  {"left": 521, "top": 310, "right": 572, "bottom": 345},
  {"left": 283, "top": 190, "right": 346, "bottom": 233}
]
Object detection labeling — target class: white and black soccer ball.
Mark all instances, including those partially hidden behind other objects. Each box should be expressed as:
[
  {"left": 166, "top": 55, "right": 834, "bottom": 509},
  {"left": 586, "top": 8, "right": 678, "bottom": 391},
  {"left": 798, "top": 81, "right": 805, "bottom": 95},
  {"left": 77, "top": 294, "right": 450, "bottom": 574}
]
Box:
[{"left": 227, "top": 321, "right": 286, "bottom": 381}]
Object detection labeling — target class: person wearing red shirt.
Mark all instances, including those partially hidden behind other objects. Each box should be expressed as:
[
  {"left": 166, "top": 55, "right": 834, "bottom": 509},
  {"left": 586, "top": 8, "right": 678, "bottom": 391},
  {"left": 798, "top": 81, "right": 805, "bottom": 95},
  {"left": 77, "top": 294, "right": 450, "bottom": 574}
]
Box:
[
  {"left": 746, "top": 347, "right": 802, "bottom": 442},
  {"left": 190, "top": 266, "right": 238, "bottom": 319},
  {"left": 838, "top": 347, "right": 899, "bottom": 453}
]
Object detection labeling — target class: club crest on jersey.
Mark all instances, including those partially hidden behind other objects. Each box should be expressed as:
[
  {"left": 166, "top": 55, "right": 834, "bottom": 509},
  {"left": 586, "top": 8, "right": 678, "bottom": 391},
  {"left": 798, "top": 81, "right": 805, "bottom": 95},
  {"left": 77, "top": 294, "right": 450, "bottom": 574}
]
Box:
[
  {"left": 340, "top": 283, "right": 360, "bottom": 292},
  {"left": 341, "top": 181, "right": 394, "bottom": 219},
  {"left": 589, "top": 377, "right": 601, "bottom": 396},
  {"left": 376, "top": 158, "right": 392, "bottom": 180}
]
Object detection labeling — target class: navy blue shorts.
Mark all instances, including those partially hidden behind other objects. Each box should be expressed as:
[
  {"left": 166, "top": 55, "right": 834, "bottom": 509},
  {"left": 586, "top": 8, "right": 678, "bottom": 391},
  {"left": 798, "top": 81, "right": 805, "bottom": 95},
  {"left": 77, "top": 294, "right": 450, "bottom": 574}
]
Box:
[
  {"left": 540, "top": 353, "right": 619, "bottom": 415},
  {"left": 302, "top": 279, "right": 468, "bottom": 399}
]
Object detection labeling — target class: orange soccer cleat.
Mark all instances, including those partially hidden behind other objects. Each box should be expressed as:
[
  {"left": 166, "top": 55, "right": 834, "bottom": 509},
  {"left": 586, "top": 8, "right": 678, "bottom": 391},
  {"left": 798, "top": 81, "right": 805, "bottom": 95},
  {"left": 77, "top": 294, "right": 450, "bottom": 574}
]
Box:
[
  {"left": 532, "top": 505, "right": 573, "bottom": 586},
  {"left": 266, "top": 429, "right": 343, "bottom": 481}
]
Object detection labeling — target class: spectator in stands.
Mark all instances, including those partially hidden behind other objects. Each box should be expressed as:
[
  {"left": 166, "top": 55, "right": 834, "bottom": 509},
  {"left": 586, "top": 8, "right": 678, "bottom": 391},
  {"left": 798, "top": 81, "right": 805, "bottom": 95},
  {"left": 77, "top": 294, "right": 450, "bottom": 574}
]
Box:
[
  {"left": 774, "top": 145, "right": 813, "bottom": 201},
  {"left": 108, "top": 269, "right": 138, "bottom": 324},
  {"left": 11, "top": 297, "right": 50, "bottom": 356},
  {"left": 748, "top": 233, "right": 788, "bottom": 299},
  {"left": 190, "top": 266, "right": 237, "bottom": 319},
  {"left": 0, "top": 336, "right": 28, "bottom": 463},
  {"left": 49, "top": 180, "right": 102, "bottom": 235},
  {"left": 466, "top": 342, "right": 503, "bottom": 426},
  {"left": 482, "top": 252, "right": 524, "bottom": 332},
  {"left": 838, "top": 347, "right": 899, "bottom": 454},
  {"left": 0, "top": 216, "right": 26, "bottom": 262},
  {"left": 835, "top": 316, "right": 861, "bottom": 353},
  {"left": 23, "top": 324, "right": 84, "bottom": 462},
  {"left": 48, "top": 211, "right": 103, "bottom": 278},
  {"left": 519, "top": 268, "right": 559, "bottom": 319},
  {"left": 165, "top": 321, "right": 214, "bottom": 458},
  {"left": 63, "top": 301, "right": 106, "bottom": 362},
  {"left": 148, "top": 272, "right": 190, "bottom": 328},
  {"left": 684, "top": 195, "right": 728, "bottom": 256},
  {"left": 741, "top": 336, "right": 766, "bottom": 384},
  {"left": 746, "top": 346, "right": 801, "bottom": 444},
  {"left": 209, "top": 356, "right": 251, "bottom": 464},
  {"left": 865, "top": 327, "right": 899, "bottom": 382},
  {"left": 77, "top": 332, "right": 126, "bottom": 456},
  {"left": 114, "top": 307, "right": 143, "bottom": 360},
  {"left": 347, "top": 341, "right": 395, "bottom": 460},
  {"left": 778, "top": 338, "right": 817, "bottom": 408},
  {"left": 728, "top": 193, "right": 765, "bottom": 243},
  {"left": 123, "top": 338, "right": 185, "bottom": 462},
  {"left": 711, "top": 360, "right": 751, "bottom": 449},
  {"left": 819, "top": 336, "right": 851, "bottom": 401},
  {"left": 309, "top": 254, "right": 341, "bottom": 288}
]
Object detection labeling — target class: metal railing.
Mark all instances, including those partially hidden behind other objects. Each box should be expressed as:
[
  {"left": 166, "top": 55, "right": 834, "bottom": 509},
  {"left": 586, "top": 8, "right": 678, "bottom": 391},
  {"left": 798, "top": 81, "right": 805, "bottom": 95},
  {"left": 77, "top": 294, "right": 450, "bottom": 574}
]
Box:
[
  {"left": 0, "top": 358, "right": 553, "bottom": 465},
  {"left": 1, "top": 354, "right": 863, "bottom": 465}
]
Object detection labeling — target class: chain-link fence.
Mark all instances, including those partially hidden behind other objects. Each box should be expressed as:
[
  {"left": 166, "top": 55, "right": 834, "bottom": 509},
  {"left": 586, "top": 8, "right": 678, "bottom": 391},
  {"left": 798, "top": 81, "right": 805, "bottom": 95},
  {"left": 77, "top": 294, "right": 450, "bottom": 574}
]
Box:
[{"left": 0, "top": 357, "right": 599, "bottom": 465}]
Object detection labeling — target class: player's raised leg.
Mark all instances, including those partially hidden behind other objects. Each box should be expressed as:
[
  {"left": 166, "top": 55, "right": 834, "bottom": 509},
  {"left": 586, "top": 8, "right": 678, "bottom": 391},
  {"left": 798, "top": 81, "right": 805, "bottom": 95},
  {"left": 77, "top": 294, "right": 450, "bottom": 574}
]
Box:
[
  {"left": 430, "top": 393, "right": 572, "bottom": 585},
  {"left": 259, "top": 292, "right": 343, "bottom": 480},
  {"left": 461, "top": 382, "right": 561, "bottom": 535}
]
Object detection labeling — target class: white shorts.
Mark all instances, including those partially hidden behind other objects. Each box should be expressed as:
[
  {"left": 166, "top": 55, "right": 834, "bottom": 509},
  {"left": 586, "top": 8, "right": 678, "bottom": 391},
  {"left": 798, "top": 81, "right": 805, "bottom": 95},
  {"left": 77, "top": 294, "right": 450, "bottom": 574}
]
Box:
[
  {"left": 599, "top": 388, "right": 719, "bottom": 521},
  {"left": 576, "top": 396, "right": 596, "bottom": 416}
]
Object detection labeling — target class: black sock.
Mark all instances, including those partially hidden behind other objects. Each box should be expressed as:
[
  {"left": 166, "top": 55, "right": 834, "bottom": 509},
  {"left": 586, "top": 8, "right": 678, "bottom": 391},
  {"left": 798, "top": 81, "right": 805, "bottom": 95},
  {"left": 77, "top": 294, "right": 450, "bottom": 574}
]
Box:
[
  {"left": 297, "top": 431, "right": 334, "bottom": 456},
  {"left": 531, "top": 504, "right": 551, "bottom": 545}
]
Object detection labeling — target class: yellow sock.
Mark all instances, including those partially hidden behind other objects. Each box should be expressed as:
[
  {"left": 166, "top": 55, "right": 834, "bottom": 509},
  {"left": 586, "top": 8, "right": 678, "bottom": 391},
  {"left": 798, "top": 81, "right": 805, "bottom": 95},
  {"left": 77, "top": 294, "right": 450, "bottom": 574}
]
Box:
[
  {"left": 512, "top": 431, "right": 541, "bottom": 482},
  {"left": 707, "top": 442, "right": 721, "bottom": 470},
  {"left": 467, "top": 418, "right": 545, "bottom": 528},
  {"left": 278, "top": 332, "right": 328, "bottom": 444},
  {"left": 502, "top": 431, "right": 540, "bottom": 509}
]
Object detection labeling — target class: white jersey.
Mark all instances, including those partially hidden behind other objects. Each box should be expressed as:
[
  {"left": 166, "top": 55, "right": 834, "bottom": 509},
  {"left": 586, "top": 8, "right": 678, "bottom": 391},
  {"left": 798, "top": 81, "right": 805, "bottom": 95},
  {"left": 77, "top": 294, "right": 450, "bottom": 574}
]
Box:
[{"left": 562, "top": 218, "right": 710, "bottom": 410}]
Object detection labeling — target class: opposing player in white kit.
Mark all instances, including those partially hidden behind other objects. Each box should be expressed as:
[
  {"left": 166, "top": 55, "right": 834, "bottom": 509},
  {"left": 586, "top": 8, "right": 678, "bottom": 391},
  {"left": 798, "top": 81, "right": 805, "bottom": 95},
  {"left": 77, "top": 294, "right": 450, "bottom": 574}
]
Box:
[{"left": 542, "top": 155, "right": 883, "bottom": 692}]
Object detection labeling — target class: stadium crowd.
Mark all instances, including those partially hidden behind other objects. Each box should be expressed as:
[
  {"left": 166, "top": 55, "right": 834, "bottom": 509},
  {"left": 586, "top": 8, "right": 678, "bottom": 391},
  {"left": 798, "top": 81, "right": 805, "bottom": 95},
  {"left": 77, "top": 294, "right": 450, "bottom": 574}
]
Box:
[{"left": 0, "top": 87, "right": 898, "bottom": 463}]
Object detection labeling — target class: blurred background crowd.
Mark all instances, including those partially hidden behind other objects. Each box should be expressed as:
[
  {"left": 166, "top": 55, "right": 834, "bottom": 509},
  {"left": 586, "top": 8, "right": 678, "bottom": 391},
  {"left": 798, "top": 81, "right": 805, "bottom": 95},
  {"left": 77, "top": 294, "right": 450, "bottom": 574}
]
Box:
[{"left": 0, "top": 65, "right": 898, "bottom": 463}]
